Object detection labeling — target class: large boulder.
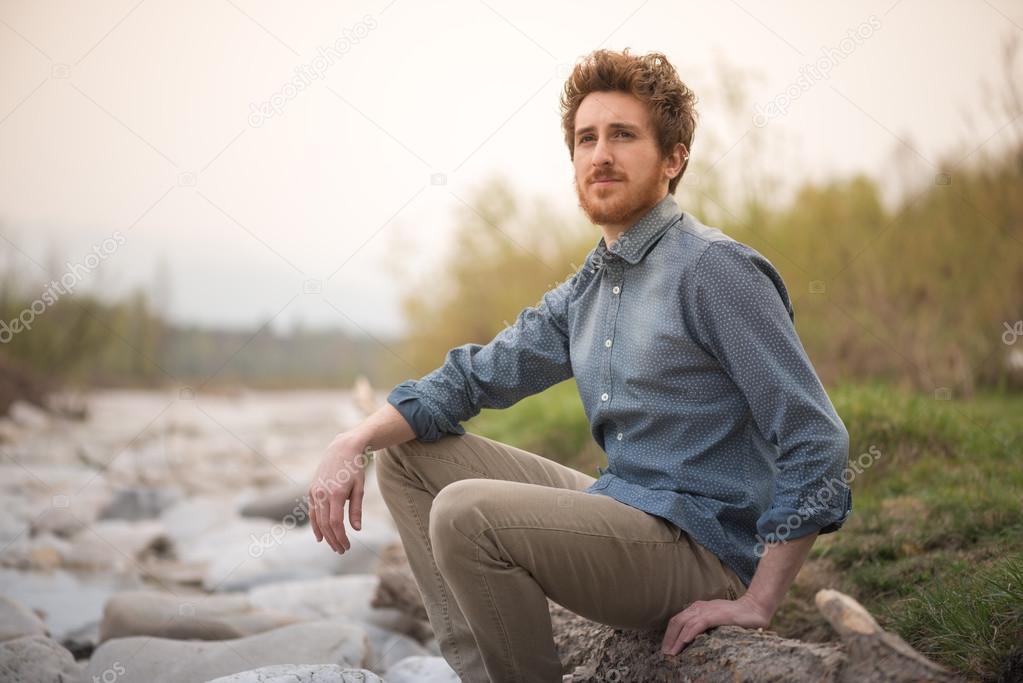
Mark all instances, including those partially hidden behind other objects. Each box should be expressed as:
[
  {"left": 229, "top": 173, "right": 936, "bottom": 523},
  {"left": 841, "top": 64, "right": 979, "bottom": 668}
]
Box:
[
  {"left": 0, "top": 595, "right": 46, "bottom": 642},
  {"left": 83, "top": 620, "right": 369, "bottom": 683},
  {"left": 0, "top": 634, "right": 79, "bottom": 683},
  {"left": 99, "top": 590, "right": 301, "bottom": 642},
  {"left": 247, "top": 575, "right": 427, "bottom": 641}
]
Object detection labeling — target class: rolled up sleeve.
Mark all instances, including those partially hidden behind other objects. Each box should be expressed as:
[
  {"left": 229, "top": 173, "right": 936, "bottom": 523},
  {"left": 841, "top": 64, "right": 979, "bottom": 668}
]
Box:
[
  {"left": 685, "top": 240, "right": 852, "bottom": 543},
  {"left": 385, "top": 271, "right": 578, "bottom": 442}
]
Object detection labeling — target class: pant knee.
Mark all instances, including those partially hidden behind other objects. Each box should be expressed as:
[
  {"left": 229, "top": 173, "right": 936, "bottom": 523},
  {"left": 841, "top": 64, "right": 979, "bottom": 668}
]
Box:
[
  {"left": 374, "top": 442, "right": 416, "bottom": 499},
  {"left": 428, "top": 479, "right": 485, "bottom": 558}
]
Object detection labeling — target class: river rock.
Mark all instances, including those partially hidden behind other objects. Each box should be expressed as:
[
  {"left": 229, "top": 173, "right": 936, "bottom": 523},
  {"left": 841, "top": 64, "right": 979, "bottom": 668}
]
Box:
[
  {"left": 0, "top": 634, "right": 79, "bottom": 682},
  {"left": 206, "top": 664, "right": 384, "bottom": 683},
  {"left": 83, "top": 620, "right": 369, "bottom": 683},
  {"left": 99, "top": 487, "right": 181, "bottom": 521},
  {"left": 247, "top": 575, "right": 424, "bottom": 639},
  {"left": 0, "top": 595, "right": 46, "bottom": 642},
  {"left": 65, "top": 519, "right": 172, "bottom": 572},
  {"left": 99, "top": 590, "right": 301, "bottom": 642},
  {"left": 238, "top": 483, "right": 310, "bottom": 524},
  {"left": 382, "top": 655, "right": 460, "bottom": 683}
]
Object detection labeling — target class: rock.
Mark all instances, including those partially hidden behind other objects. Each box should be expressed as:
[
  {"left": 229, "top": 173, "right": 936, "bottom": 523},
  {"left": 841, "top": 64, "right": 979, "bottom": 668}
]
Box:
[
  {"left": 58, "top": 619, "right": 99, "bottom": 659},
  {"left": 83, "top": 620, "right": 370, "bottom": 683},
  {"left": 6, "top": 400, "right": 49, "bottom": 429},
  {"left": 0, "top": 634, "right": 79, "bottom": 683},
  {"left": 22, "top": 532, "right": 69, "bottom": 571},
  {"left": 0, "top": 567, "right": 144, "bottom": 641},
  {"left": 160, "top": 496, "right": 378, "bottom": 592},
  {"left": 238, "top": 483, "right": 310, "bottom": 525},
  {"left": 134, "top": 557, "right": 207, "bottom": 587},
  {"left": 382, "top": 655, "right": 460, "bottom": 683},
  {"left": 247, "top": 575, "right": 426, "bottom": 640},
  {"left": 356, "top": 622, "right": 432, "bottom": 673},
  {"left": 65, "top": 519, "right": 172, "bottom": 572},
  {"left": 30, "top": 507, "right": 89, "bottom": 539},
  {"left": 192, "top": 517, "right": 395, "bottom": 592},
  {"left": 99, "top": 590, "right": 301, "bottom": 642},
  {"left": 0, "top": 595, "right": 46, "bottom": 642},
  {"left": 371, "top": 541, "right": 428, "bottom": 622},
  {"left": 99, "top": 487, "right": 180, "bottom": 521},
  {"left": 206, "top": 664, "right": 384, "bottom": 683},
  {"left": 159, "top": 496, "right": 237, "bottom": 545}
]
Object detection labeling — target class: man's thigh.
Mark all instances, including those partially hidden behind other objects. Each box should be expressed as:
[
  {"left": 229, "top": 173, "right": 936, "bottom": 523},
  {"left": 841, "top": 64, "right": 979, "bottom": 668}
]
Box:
[
  {"left": 381, "top": 430, "right": 596, "bottom": 494},
  {"left": 430, "top": 477, "right": 737, "bottom": 631}
]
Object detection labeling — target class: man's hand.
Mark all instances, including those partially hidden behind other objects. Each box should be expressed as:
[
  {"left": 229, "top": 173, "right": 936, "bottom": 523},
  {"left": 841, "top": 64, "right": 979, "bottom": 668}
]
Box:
[
  {"left": 660, "top": 593, "right": 772, "bottom": 655},
  {"left": 308, "top": 433, "right": 369, "bottom": 554}
]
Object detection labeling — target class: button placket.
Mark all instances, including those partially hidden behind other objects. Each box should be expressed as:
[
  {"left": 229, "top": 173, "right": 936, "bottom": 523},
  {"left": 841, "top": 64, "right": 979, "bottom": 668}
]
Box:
[{"left": 600, "top": 263, "right": 623, "bottom": 405}]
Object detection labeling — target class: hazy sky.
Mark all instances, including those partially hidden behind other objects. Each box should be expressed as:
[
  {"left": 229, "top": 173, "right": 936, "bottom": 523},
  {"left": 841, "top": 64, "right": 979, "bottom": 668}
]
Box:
[{"left": 2, "top": 0, "right": 1020, "bottom": 337}]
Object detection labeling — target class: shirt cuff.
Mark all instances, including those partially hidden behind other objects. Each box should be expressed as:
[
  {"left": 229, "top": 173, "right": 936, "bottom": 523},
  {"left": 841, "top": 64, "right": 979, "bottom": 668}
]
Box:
[
  {"left": 386, "top": 380, "right": 467, "bottom": 443},
  {"left": 755, "top": 485, "right": 853, "bottom": 544}
]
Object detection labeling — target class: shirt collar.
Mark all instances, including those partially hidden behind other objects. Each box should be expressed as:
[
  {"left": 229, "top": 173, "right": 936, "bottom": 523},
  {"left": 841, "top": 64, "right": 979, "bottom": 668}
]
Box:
[{"left": 591, "top": 192, "right": 684, "bottom": 267}]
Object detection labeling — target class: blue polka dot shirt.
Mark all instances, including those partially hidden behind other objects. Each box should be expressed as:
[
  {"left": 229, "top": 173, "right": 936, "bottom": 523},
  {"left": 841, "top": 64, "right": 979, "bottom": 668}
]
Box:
[{"left": 386, "top": 191, "right": 853, "bottom": 587}]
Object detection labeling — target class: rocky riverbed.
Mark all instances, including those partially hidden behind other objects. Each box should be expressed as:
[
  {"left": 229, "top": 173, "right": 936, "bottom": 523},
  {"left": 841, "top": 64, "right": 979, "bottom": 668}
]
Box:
[{"left": 0, "top": 388, "right": 458, "bottom": 683}]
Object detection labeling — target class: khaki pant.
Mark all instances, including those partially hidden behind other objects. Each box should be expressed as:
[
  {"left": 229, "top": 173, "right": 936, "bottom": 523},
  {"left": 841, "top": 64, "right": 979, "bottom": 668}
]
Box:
[{"left": 375, "top": 431, "right": 746, "bottom": 683}]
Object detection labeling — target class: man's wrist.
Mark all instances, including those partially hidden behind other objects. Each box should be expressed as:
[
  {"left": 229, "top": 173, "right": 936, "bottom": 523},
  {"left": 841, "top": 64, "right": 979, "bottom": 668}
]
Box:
[
  {"left": 737, "top": 590, "right": 778, "bottom": 625},
  {"left": 331, "top": 429, "right": 372, "bottom": 456}
]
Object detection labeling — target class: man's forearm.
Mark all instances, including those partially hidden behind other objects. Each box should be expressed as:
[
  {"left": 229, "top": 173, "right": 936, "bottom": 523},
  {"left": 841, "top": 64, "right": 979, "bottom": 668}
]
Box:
[
  {"left": 336, "top": 402, "right": 416, "bottom": 454},
  {"left": 742, "top": 531, "right": 818, "bottom": 620}
]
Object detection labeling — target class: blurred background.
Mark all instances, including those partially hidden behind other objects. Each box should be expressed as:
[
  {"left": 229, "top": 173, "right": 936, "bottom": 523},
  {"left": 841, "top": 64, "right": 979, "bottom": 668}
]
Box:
[{"left": 1, "top": 1, "right": 1021, "bottom": 682}]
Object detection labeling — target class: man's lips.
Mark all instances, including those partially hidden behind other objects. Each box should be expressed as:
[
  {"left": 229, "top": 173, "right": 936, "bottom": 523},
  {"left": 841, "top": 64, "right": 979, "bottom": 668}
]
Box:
[{"left": 591, "top": 178, "right": 621, "bottom": 184}]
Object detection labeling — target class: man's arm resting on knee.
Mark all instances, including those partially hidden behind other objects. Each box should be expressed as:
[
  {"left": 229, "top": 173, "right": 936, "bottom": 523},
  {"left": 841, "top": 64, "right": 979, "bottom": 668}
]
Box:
[
  {"left": 661, "top": 531, "right": 818, "bottom": 656},
  {"left": 337, "top": 401, "right": 417, "bottom": 454},
  {"left": 308, "top": 403, "right": 415, "bottom": 553}
]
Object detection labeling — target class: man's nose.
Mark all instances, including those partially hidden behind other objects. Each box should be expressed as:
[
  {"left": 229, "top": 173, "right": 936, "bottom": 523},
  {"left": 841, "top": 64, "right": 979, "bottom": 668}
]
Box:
[{"left": 592, "top": 136, "right": 613, "bottom": 166}]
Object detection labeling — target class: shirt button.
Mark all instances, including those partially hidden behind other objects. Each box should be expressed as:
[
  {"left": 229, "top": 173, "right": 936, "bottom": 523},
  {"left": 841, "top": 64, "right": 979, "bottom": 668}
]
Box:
[
  {"left": 612, "top": 286, "right": 621, "bottom": 294},
  {"left": 616, "top": 432, "right": 623, "bottom": 440},
  {"left": 600, "top": 392, "right": 609, "bottom": 401},
  {"left": 604, "top": 339, "right": 612, "bottom": 348}
]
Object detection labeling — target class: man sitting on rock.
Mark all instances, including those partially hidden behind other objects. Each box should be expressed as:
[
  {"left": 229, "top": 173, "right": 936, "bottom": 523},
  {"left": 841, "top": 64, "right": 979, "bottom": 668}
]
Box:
[{"left": 308, "top": 47, "right": 853, "bottom": 683}]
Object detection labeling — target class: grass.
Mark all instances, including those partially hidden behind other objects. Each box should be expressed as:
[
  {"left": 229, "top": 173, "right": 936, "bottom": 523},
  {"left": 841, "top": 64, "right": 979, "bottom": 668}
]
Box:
[{"left": 464, "top": 381, "right": 1023, "bottom": 682}]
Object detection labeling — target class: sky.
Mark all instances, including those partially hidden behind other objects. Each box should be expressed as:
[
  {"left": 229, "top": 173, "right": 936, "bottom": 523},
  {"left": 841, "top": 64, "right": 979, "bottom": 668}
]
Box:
[{"left": 1, "top": 0, "right": 1021, "bottom": 338}]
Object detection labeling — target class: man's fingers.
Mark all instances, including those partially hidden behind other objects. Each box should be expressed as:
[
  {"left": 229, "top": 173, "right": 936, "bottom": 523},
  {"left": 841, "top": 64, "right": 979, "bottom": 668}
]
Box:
[
  {"left": 661, "top": 617, "right": 683, "bottom": 653},
  {"left": 329, "top": 495, "right": 350, "bottom": 553},
  {"left": 308, "top": 494, "right": 323, "bottom": 542},
  {"left": 316, "top": 489, "right": 341, "bottom": 552},
  {"left": 348, "top": 482, "right": 364, "bottom": 531}
]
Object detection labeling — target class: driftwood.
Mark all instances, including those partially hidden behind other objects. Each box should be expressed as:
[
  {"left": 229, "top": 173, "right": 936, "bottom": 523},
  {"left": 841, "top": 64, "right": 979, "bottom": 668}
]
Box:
[{"left": 372, "top": 540, "right": 964, "bottom": 682}]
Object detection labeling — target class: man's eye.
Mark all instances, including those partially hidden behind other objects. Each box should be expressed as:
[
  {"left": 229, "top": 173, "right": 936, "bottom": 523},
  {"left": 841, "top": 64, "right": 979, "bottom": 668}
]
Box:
[{"left": 579, "top": 131, "right": 632, "bottom": 143}]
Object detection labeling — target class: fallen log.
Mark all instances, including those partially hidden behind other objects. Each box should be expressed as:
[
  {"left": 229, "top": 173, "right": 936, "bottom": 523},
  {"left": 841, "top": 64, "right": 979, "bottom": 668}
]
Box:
[{"left": 372, "top": 540, "right": 963, "bottom": 682}]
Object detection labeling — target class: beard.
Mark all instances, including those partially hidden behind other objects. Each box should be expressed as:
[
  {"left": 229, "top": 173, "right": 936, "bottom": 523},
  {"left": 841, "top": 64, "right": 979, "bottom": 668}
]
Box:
[{"left": 574, "top": 171, "right": 666, "bottom": 231}]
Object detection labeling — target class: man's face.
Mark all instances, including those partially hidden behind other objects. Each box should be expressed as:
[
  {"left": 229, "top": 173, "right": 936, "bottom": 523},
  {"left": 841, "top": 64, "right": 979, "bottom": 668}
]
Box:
[{"left": 571, "top": 90, "right": 682, "bottom": 234}]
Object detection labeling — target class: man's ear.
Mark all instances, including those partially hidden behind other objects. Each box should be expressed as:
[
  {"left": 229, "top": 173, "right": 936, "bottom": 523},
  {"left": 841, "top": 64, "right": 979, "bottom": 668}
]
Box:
[{"left": 665, "top": 142, "right": 688, "bottom": 181}]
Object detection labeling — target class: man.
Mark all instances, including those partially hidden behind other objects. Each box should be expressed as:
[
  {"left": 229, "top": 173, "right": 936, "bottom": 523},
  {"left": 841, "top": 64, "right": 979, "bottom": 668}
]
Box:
[{"left": 308, "top": 48, "right": 852, "bottom": 683}]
